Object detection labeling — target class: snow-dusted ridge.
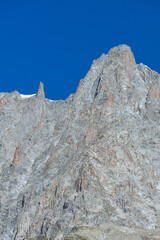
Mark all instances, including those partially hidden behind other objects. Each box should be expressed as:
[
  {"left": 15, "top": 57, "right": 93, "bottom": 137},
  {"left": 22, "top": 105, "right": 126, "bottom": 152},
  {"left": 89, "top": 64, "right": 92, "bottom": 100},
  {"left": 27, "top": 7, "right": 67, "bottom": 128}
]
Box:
[
  {"left": 20, "top": 93, "right": 55, "bottom": 101},
  {"left": 20, "top": 94, "right": 36, "bottom": 99}
]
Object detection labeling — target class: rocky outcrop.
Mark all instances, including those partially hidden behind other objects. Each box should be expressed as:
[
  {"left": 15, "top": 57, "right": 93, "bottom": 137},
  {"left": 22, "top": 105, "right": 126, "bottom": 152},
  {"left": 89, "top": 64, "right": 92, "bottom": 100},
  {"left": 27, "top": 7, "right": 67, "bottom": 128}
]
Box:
[{"left": 0, "top": 45, "right": 160, "bottom": 240}]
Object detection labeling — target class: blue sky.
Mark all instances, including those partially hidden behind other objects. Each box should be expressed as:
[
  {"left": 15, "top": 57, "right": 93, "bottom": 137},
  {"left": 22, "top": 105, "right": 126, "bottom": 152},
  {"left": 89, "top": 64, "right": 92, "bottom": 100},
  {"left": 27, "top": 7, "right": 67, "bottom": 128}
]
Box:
[{"left": 0, "top": 0, "right": 160, "bottom": 100}]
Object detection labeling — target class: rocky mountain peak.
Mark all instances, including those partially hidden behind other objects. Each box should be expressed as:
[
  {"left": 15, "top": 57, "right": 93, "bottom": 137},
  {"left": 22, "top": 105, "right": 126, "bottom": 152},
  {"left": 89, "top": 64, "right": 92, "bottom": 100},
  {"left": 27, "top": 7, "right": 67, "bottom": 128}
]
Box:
[
  {"left": 108, "top": 44, "right": 133, "bottom": 58},
  {"left": 0, "top": 45, "right": 160, "bottom": 240},
  {"left": 108, "top": 44, "right": 136, "bottom": 70}
]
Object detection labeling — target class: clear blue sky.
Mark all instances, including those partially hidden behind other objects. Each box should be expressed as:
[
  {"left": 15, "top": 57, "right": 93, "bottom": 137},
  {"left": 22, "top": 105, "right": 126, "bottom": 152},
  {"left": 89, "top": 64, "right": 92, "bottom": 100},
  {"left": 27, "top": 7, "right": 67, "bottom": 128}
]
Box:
[{"left": 0, "top": 0, "right": 160, "bottom": 100}]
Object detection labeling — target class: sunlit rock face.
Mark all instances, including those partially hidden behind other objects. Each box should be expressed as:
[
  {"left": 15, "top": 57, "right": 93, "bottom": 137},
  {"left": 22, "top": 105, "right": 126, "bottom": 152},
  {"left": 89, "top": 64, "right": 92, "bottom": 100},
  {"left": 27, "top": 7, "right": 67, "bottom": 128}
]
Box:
[{"left": 0, "top": 45, "right": 160, "bottom": 240}]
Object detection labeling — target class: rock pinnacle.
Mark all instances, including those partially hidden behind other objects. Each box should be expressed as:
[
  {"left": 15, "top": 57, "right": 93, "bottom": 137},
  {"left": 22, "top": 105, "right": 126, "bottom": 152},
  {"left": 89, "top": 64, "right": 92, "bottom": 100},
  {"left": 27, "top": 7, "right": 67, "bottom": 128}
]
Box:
[{"left": 37, "top": 81, "right": 45, "bottom": 98}]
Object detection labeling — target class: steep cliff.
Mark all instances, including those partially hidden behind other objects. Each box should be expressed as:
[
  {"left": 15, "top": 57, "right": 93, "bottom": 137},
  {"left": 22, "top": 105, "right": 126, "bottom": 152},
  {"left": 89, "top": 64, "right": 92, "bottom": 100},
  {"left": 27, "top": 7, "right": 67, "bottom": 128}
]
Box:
[{"left": 0, "top": 45, "right": 160, "bottom": 240}]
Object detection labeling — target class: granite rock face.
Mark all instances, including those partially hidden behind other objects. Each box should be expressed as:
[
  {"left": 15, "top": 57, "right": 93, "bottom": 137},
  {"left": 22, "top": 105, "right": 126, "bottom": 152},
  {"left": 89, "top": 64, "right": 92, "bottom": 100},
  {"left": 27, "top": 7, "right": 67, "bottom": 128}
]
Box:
[{"left": 0, "top": 45, "right": 160, "bottom": 240}]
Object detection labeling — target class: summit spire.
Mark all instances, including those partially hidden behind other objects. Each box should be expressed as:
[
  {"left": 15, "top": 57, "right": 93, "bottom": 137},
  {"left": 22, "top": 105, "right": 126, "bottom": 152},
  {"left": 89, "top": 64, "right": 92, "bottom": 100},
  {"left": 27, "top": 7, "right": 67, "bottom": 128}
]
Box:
[{"left": 37, "top": 81, "right": 45, "bottom": 98}]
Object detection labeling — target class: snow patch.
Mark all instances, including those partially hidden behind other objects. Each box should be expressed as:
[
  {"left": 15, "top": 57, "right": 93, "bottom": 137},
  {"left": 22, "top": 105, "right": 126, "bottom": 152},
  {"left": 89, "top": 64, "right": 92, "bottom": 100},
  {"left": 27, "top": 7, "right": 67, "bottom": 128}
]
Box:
[{"left": 20, "top": 94, "right": 36, "bottom": 99}]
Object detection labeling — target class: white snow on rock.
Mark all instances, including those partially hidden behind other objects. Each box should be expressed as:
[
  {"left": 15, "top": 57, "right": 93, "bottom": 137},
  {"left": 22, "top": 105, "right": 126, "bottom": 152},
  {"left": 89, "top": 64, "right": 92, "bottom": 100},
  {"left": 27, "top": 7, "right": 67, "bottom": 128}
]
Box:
[{"left": 20, "top": 94, "right": 36, "bottom": 99}]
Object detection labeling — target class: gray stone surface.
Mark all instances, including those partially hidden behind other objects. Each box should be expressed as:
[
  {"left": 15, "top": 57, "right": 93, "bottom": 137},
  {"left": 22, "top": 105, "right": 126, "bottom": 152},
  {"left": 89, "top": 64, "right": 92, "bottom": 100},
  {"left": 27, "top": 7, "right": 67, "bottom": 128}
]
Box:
[{"left": 0, "top": 45, "right": 160, "bottom": 240}]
